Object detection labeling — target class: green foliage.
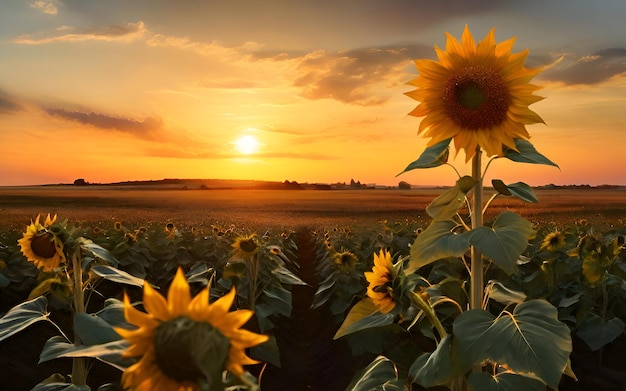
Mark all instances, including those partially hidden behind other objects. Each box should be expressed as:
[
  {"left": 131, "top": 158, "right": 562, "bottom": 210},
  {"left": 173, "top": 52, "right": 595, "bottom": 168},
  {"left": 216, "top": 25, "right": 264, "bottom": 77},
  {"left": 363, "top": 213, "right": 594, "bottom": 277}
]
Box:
[
  {"left": 503, "top": 138, "right": 559, "bottom": 168},
  {"left": 397, "top": 137, "right": 451, "bottom": 174}
]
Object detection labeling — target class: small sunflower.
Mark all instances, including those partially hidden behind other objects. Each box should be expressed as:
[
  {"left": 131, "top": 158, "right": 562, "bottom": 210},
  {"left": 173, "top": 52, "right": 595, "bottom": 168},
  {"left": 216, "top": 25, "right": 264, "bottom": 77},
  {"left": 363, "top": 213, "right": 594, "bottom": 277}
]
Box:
[
  {"left": 333, "top": 251, "right": 359, "bottom": 273},
  {"left": 406, "top": 25, "right": 545, "bottom": 161},
  {"left": 116, "top": 268, "right": 268, "bottom": 391},
  {"left": 18, "top": 214, "right": 66, "bottom": 272},
  {"left": 231, "top": 234, "right": 259, "bottom": 258},
  {"left": 541, "top": 231, "right": 567, "bottom": 252},
  {"left": 364, "top": 250, "right": 396, "bottom": 314}
]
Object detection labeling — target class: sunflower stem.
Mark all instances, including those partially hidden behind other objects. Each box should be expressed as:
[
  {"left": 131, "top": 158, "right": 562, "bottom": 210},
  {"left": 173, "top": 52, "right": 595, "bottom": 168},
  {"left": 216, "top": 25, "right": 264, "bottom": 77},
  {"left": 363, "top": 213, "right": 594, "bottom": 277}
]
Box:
[
  {"left": 470, "top": 146, "right": 483, "bottom": 311},
  {"left": 71, "top": 247, "right": 87, "bottom": 386}
]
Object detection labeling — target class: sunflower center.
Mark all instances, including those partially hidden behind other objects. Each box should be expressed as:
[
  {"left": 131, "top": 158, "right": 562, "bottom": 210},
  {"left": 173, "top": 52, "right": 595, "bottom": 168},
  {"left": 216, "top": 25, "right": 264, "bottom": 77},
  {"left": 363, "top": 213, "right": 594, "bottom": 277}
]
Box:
[
  {"left": 442, "top": 66, "right": 510, "bottom": 130},
  {"left": 154, "top": 316, "right": 230, "bottom": 384},
  {"left": 31, "top": 231, "right": 57, "bottom": 258},
  {"left": 239, "top": 239, "right": 258, "bottom": 254}
]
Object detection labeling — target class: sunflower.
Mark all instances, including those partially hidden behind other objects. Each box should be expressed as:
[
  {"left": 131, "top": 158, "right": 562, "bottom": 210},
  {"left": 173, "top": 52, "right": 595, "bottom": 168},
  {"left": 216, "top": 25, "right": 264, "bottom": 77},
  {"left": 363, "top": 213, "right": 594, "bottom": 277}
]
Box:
[
  {"left": 541, "top": 231, "right": 567, "bottom": 252},
  {"left": 406, "top": 25, "right": 545, "bottom": 161},
  {"left": 18, "top": 214, "right": 66, "bottom": 272},
  {"left": 231, "top": 234, "right": 259, "bottom": 258},
  {"left": 364, "top": 250, "right": 396, "bottom": 314},
  {"left": 116, "top": 267, "right": 268, "bottom": 391},
  {"left": 333, "top": 251, "right": 359, "bottom": 273}
]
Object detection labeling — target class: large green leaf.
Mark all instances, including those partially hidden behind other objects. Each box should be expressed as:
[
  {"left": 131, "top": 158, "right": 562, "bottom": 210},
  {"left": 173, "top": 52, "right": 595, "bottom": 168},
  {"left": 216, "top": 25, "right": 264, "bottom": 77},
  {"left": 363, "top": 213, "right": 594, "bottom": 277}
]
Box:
[
  {"left": 502, "top": 139, "right": 559, "bottom": 168},
  {"left": 426, "top": 176, "right": 476, "bottom": 220},
  {"left": 0, "top": 296, "right": 49, "bottom": 342},
  {"left": 453, "top": 300, "right": 572, "bottom": 389},
  {"left": 90, "top": 264, "right": 146, "bottom": 287},
  {"left": 397, "top": 138, "right": 451, "bottom": 175},
  {"left": 74, "top": 312, "right": 121, "bottom": 346},
  {"left": 576, "top": 313, "right": 625, "bottom": 351},
  {"left": 467, "top": 372, "right": 545, "bottom": 391},
  {"left": 406, "top": 220, "right": 470, "bottom": 274},
  {"left": 271, "top": 264, "right": 307, "bottom": 286},
  {"left": 334, "top": 298, "right": 395, "bottom": 339},
  {"left": 345, "top": 356, "right": 401, "bottom": 391},
  {"left": 466, "top": 212, "right": 535, "bottom": 274},
  {"left": 410, "top": 335, "right": 461, "bottom": 387}
]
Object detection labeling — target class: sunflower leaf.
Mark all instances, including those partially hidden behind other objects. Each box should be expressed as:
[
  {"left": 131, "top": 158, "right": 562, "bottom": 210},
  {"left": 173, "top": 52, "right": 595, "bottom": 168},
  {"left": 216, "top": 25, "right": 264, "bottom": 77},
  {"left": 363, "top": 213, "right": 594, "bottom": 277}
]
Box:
[
  {"left": 90, "top": 265, "right": 146, "bottom": 287},
  {"left": 79, "top": 239, "right": 119, "bottom": 267},
  {"left": 344, "top": 356, "right": 402, "bottom": 391},
  {"left": 492, "top": 180, "right": 538, "bottom": 203},
  {"left": 466, "top": 212, "right": 535, "bottom": 275},
  {"left": 467, "top": 372, "right": 546, "bottom": 391},
  {"left": 453, "top": 300, "right": 572, "bottom": 389},
  {"left": 426, "top": 176, "right": 476, "bottom": 220},
  {"left": 397, "top": 138, "right": 451, "bottom": 175},
  {"left": 406, "top": 220, "right": 471, "bottom": 274},
  {"left": 334, "top": 298, "right": 395, "bottom": 339},
  {"left": 503, "top": 139, "right": 559, "bottom": 168},
  {"left": 0, "top": 296, "right": 50, "bottom": 343}
]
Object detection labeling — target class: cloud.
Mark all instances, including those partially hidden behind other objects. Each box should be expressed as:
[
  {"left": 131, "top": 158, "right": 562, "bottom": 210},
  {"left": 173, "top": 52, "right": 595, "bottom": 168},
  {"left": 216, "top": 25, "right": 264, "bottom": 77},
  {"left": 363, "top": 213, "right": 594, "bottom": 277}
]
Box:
[
  {"left": 12, "top": 21, "right": 146, "bottom": 44},
  {"left": 541, "top": 48, "right": 626, "bottom": 85},
  {"left": 30, "top": 1, "right": 59, "bottom": 15},
  {"left": 44, "top": 108, "right": 164, "bottom": 140},
  {"left": 0, "top": 90, "right": 21, "bottom": 113},
  {"left": 293, "top": 44, "right": 428, "bottom": 106}
]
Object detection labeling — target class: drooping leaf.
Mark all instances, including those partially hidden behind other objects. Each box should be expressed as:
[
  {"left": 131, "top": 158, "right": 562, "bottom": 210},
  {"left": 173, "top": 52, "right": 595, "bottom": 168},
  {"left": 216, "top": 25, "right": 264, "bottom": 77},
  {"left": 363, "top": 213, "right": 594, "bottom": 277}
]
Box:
[
  {"left": 32, "top": 381, "right": 90, "bottom": 391},
  {"left": 39, "top": 335, "right": 132, "bottom": 371},
  {"left": 453, "top": 300, "right": 572, "bottom": 389},
  {"left": 344, "top": 356, "right": 401, "bottom": 391},
  {"left": 486, "top": 280, "right": 527, "bottom": 306},
  {"left": 503, "top": 139, "right": 559, "bottom": 168},
  {"left": 90, "top": 264, "right": 146, "bottom": 287},
  {"left": 334, "top": 298, "right": 395, "bottom": 339},
  {"left": 80, "top": 239, "right": 119, "bottom": 267},
  {"left": 271, "top": 264, "right": 308, "bottom": 286},
  {"left": 492, "top": 180, "right": 538, "bottom": 203},
  {"left": 397, "top": 138, "right": 451, "bottom": 175},
  {"left": 406, "top": 220, "right": 470, "bottom": 274},
  {"left": 426, "top": 176, "right": 476, "bottom": 220},
  {"left": 0, "top": 296, "right": 49, "bottom": 342},
  {"left": 467, "top": 372, "right": 545, "bottom": 391},
  {"left": 410, "top": 335, "right": 462, "bottom": 387},
  {"left": 576, "top": 313, "right": 625, "bottom": 351},
  {"left": 466, "top": 211, "right": 535, "bottom": 274}
]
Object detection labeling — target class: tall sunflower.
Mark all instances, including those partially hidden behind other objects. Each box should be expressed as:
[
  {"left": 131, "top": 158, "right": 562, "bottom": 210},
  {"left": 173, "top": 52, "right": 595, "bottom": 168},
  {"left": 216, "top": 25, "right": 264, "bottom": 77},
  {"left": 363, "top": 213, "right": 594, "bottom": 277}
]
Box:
[
  {"left": 365, "top": 250, "right": 396, "bottom": 314},
  {"left": 18, "top": 214, "right": 66, "bottom": 271},
  {"left": 231, "top": 234, "right": 259, "bottom": 258},
  {"left": 406, "top": 25, "right": 545, "bottom": 161},
  {"left": 116, "top": 268, "right": 268, "bottom": 391}
]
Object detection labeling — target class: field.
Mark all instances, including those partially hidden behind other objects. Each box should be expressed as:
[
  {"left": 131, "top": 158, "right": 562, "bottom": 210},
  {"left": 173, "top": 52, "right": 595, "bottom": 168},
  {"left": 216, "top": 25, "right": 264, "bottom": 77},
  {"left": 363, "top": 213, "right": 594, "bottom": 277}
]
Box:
[{"left": 1, "top": 185, "right": 625, "bottom": 232}]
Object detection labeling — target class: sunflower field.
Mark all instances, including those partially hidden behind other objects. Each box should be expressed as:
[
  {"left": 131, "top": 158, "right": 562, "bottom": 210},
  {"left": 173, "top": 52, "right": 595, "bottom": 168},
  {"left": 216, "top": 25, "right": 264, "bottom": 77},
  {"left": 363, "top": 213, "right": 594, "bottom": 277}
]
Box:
[{"left": 2, "top": 24, "right": 626, "bottom": 391}]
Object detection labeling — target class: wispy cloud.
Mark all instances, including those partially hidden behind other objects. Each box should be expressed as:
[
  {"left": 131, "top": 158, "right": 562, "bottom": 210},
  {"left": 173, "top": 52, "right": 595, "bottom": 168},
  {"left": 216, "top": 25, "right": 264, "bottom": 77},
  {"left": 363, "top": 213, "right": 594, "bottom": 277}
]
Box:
[
  {"left": 541, "top": 48, "right": 626, "bottom": 85},
  {"left": 44, "top": 108, "right": 164, "bottom": 140},
  {"left": 293, "top": 44, "right": 428, "bottom": 106},
  {"left": 12, "top": 21, "right": 146, "bottom": 44},
  {"left": 30, "top": 1, "right": 59, "bottom": 15}
]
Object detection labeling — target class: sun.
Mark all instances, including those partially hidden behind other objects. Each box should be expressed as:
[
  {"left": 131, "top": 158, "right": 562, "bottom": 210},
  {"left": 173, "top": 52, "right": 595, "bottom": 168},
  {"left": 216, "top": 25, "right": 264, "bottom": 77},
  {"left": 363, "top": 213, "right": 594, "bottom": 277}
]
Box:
[{"left": 233, "top": 135, "right": 261, "bottom": 155}]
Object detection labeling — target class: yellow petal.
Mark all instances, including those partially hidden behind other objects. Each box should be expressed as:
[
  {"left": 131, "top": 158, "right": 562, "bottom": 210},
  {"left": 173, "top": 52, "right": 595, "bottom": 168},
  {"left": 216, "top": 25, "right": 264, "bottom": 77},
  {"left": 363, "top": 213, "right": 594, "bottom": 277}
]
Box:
[{"left": 167, "top": 267, "right": 191, "bottom": 317}]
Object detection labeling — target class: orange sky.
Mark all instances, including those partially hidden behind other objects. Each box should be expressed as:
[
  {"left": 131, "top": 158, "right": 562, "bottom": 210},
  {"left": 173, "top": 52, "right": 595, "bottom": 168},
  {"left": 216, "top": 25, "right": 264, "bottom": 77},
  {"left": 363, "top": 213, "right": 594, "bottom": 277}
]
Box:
[{"left": 1, "top": 1, "right": 625, "bottom": 187}]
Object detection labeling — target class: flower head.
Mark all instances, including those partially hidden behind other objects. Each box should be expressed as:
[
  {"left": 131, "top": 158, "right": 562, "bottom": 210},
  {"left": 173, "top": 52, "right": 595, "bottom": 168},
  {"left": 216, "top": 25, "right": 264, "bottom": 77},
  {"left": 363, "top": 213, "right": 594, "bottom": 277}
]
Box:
[
  {"left": 364, "top": 250, "right": 396, "bottom": 313},
  {"left": 541, "top": 231, "right": 567, "bottom": 252},
  {"left": 231, "top": 234, "right": 259, "bottom": 258},
  {"left": 18, "top": 214, "right": 66, "bottom": 271},
  {"left": 116, "top": 268, "right": 268, "bottom": 390},
  {"left": 406, "top": 25, "right": 545, "bottom": 161},
  {"left": 333, "top": 251, "right": 359, "bottom": 273}
]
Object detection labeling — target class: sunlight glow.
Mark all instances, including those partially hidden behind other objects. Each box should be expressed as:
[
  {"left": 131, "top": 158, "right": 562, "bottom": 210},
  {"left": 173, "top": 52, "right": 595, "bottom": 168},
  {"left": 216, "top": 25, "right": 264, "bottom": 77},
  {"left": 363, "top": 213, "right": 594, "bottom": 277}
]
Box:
[{"left": 233, "top": 135, "right": 261, "bottom": 155}]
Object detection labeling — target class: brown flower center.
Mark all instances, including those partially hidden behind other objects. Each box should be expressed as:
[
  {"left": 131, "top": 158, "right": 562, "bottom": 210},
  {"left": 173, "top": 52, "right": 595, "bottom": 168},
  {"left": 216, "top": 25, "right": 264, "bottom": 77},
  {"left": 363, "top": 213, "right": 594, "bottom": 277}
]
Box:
[
  {"left": 31, "top": 231, "right": 57, "bottom": 258},
  {"left": 239, "top": 239, "right": 258, "bottom": 254},
  {"left": 442, "top": 66, "right": 510, "bottom": 130},
  {"left": 154, "top": 316, "right": 229, "bottom": 385}
]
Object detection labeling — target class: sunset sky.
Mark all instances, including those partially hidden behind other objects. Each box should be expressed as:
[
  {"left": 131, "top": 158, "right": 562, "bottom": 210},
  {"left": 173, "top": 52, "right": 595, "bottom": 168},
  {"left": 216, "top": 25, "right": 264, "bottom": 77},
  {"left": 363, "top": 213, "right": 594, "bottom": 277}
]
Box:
[{"left": 1, "top": 0, "right": 625, "bottom": 187}]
